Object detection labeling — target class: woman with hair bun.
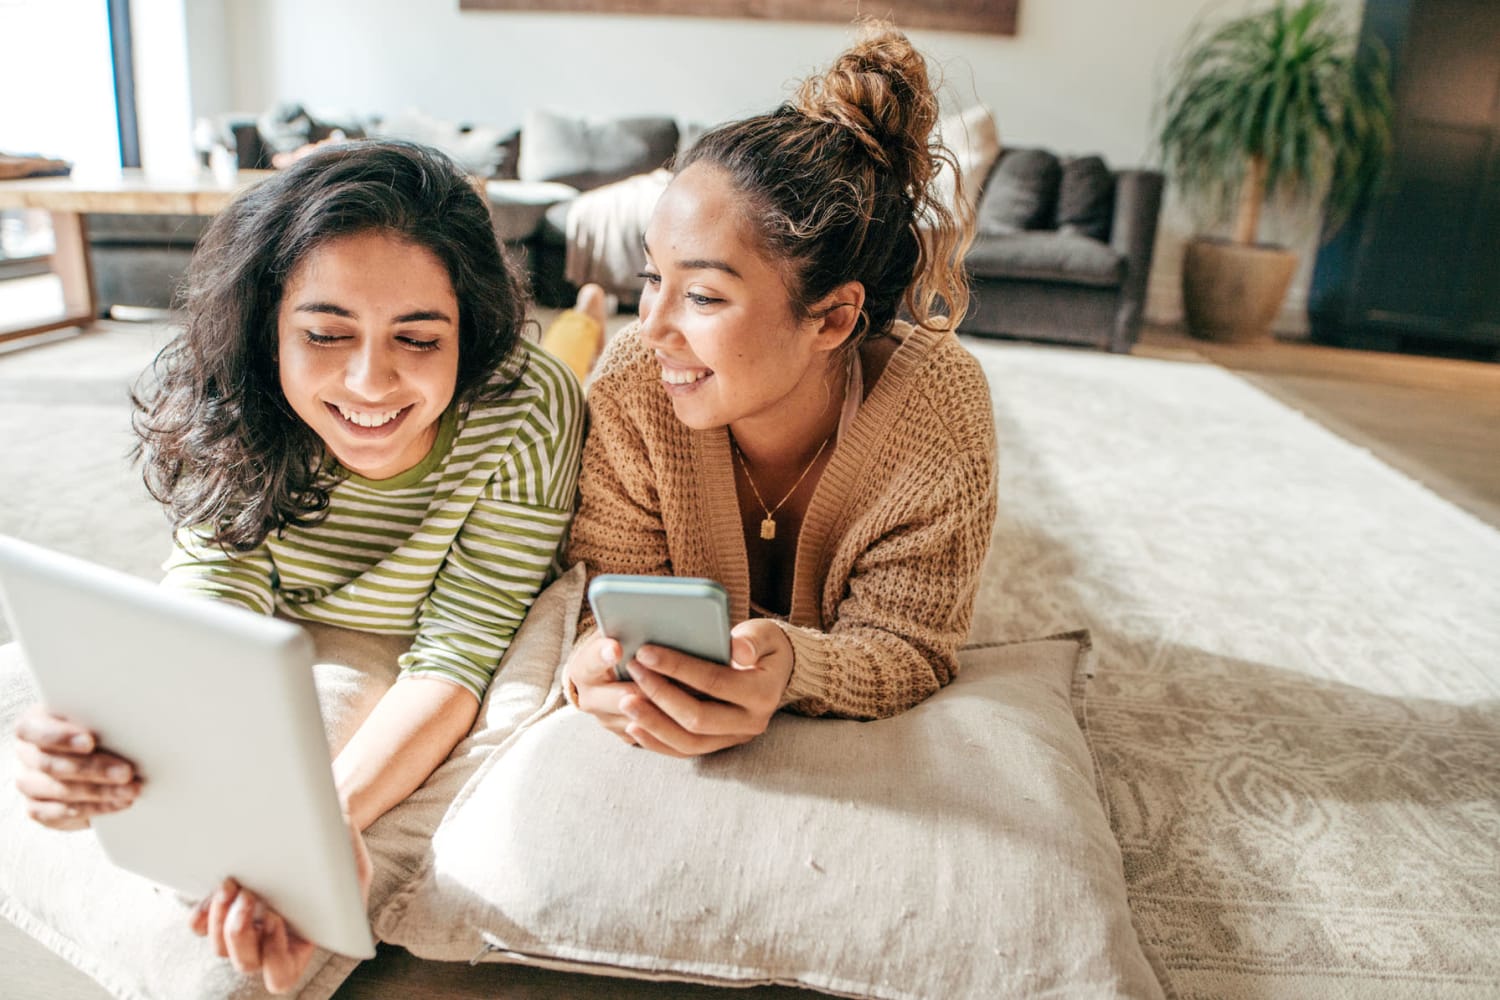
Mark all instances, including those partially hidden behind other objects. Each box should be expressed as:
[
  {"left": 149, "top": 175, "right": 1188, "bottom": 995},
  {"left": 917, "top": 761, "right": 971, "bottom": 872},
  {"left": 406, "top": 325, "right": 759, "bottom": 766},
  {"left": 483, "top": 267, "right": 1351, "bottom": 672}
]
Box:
[{"left": 563, "top": 22, "right": 999, "bottom": 755}]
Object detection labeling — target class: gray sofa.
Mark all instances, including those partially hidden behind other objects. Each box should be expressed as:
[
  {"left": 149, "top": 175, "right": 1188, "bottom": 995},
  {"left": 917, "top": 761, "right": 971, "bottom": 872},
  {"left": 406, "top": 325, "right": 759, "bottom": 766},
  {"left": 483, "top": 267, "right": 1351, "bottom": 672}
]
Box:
[
  {"left": 87, "top": 110, "right": 683, "bottom": 315},
  {"left": 958, "top": 148, "right": 1164, "bottom": 353}
]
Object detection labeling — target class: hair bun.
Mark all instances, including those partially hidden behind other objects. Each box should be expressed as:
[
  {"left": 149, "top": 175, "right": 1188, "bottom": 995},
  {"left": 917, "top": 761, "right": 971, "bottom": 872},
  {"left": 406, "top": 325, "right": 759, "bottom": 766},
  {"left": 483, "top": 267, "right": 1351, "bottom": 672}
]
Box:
[{"left": 792, "top": 21, "right": 940, "bottom": 194}]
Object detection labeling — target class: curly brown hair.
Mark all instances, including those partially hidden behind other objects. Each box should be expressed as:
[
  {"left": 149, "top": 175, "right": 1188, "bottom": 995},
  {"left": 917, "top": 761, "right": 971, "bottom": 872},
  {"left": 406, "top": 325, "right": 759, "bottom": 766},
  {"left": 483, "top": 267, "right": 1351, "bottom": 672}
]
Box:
[
  {"left": 132, "top": 139, "right": 529, "bottom": 551},
  {"left": 675, "top": 20, "right": 973, "bottom": 343}
]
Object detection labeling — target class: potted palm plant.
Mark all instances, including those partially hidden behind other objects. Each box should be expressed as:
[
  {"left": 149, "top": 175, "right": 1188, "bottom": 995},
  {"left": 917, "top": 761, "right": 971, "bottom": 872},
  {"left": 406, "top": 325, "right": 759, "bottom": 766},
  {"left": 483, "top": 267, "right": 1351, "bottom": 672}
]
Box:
[{"left": 1159, "top": 0, "right": 1394, "bottom": 342}]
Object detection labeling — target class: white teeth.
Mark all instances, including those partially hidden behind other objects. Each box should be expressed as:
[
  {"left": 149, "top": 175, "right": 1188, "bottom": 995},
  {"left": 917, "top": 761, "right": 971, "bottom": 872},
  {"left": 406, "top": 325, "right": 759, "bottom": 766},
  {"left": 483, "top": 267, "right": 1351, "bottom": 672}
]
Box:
[
  {"left": 660, "top": 367, "right": 710, "bottom": 385},
  {"left": 337, "top": 405, "right": 402, "bottom": 428}
]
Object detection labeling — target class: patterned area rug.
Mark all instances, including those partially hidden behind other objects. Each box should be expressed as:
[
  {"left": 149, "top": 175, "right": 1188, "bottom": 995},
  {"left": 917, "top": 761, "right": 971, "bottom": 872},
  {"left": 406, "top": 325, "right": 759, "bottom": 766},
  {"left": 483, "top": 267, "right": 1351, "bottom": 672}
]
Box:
[
  {"left": 961, "top": 341, "right": 1500, "bottom": 1000},
  {"left": 3, "top": 328, "right": 1498, "bottom": 999}
]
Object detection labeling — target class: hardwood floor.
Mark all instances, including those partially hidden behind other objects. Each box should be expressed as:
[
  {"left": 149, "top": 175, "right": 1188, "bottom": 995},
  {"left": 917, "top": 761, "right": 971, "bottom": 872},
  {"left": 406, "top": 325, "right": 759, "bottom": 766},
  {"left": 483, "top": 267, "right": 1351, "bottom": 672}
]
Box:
[{"left": 1134, "top": 325, "right": 1500, "bottom": 530}]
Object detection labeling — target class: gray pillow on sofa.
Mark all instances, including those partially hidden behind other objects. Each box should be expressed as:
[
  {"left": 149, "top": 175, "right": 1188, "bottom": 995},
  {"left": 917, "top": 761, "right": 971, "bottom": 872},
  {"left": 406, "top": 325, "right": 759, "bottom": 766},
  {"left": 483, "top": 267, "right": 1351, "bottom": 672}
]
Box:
[
  {"left": 518, "top": 110, "right": 679, "bottom": 191},
  {"left": 976, "top": 148, "right": 1062, "bottom": 234},
  {"left": 1056, "top": 155, "right": 1115, "bottom": 242}
]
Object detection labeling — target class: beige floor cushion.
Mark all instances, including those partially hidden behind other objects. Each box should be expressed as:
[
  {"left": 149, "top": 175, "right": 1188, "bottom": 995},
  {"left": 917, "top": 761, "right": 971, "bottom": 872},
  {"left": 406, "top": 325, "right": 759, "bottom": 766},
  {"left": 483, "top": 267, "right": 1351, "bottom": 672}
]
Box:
[
  {"left": 0, "top": 565, "right": 583, "bottom": 1000},
  {"left": 377, "top": 634, "right": 1163, "bottom": 999}
]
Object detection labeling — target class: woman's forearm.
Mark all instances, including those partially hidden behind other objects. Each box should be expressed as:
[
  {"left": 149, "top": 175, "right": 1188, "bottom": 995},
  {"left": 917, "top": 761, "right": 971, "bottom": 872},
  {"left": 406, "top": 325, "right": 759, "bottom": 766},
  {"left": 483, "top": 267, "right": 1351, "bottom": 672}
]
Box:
[{"left": 331, "top": 676, "right": 479, "bottom": 831}]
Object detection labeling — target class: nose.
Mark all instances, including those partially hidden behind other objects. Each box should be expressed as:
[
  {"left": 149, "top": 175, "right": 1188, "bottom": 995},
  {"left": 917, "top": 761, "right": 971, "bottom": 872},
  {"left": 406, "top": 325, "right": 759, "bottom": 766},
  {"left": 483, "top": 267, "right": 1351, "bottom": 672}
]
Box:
[
  {"left": 345, "top": 339, "right": 398, "bottom": 398},
  {"left": 635, "top": 282, "right": 678, "bottom": 352}
]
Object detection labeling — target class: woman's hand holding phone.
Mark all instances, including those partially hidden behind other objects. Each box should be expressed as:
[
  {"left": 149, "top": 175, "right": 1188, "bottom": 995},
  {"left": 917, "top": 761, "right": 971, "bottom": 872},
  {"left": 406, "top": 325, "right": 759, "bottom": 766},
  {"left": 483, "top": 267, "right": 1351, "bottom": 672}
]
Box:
[
  {"left": 12, "top": 704, "right": 141, "bottom": 830},
  {"left": 563, "top": 631, "right": 637, "bottom": 744},
  {"left": 616, "top": 619, "right": 794, "bottom": 757}
]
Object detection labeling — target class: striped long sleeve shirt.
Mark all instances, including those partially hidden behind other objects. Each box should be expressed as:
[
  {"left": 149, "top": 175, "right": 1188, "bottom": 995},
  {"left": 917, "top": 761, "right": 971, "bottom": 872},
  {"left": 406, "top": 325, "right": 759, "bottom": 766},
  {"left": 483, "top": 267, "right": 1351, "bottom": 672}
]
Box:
[{"left": 162, "top": 342, "right": 584, "bottom": 701}]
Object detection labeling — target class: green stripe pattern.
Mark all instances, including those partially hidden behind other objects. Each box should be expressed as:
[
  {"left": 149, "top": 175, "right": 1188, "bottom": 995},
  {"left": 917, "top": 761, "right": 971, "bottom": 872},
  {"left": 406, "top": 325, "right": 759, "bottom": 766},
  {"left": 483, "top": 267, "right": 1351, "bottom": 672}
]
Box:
[{"left": 162, "top": 342, "right": 584, "bottom": 700}]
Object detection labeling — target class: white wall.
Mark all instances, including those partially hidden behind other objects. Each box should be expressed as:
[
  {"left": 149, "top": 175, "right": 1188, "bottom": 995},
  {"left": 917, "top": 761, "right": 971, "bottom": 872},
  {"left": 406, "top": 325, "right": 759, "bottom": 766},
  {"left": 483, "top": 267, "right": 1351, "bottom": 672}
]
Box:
[{"left": 186, "top": 0, "right": 1366, "bottom": 332}]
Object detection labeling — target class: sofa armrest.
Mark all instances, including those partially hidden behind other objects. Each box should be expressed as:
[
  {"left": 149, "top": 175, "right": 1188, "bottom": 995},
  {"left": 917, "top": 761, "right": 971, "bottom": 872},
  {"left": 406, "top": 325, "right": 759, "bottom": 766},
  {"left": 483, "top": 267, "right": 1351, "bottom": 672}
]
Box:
[{"left": 1107, "top": 170, "right": 1164, "bottom": 351}]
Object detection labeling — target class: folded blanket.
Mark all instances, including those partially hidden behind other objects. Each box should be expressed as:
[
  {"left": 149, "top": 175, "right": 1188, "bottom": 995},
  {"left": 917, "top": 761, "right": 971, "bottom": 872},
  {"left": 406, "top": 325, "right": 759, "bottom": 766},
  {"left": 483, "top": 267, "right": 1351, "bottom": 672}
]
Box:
[{"left": 563, "top": 168, "right": 670, "bottom": 297}]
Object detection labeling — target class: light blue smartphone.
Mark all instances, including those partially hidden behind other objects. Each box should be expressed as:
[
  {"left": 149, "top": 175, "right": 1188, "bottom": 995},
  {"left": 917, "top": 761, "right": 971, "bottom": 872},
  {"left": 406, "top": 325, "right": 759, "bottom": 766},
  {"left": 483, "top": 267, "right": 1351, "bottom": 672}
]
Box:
[{"left": 586, "top": 574, "right": 732, "bottom": 682}]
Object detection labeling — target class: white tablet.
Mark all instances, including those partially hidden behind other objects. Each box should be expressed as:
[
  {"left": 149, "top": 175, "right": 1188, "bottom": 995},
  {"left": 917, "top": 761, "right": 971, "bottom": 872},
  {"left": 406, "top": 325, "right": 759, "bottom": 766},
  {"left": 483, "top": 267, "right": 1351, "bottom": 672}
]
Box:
[{"left": 0, "top": 534, "right": 376, "bottom": 959}]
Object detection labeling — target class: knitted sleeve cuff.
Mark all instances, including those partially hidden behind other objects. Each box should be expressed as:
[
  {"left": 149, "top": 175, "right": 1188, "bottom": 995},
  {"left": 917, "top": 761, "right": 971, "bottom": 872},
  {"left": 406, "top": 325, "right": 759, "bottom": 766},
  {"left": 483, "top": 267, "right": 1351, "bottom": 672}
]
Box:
[{"left": 776, "top": 621, "right": 836, "bottom": 709}]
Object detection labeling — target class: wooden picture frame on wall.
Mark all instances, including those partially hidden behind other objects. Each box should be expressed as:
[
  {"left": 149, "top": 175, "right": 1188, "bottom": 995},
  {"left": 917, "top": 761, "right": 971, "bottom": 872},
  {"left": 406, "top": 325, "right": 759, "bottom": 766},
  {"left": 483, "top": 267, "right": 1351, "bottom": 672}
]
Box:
[{"left": 458, "top": 1, "right": 1019, "bottom": 36}]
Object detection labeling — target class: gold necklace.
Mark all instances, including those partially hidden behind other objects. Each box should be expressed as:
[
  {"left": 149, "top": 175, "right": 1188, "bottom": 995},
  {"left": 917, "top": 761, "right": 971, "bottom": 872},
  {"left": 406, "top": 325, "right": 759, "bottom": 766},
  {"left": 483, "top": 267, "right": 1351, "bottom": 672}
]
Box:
[{"left": 731, "top": 432, "right": 833, "bottom": 541}]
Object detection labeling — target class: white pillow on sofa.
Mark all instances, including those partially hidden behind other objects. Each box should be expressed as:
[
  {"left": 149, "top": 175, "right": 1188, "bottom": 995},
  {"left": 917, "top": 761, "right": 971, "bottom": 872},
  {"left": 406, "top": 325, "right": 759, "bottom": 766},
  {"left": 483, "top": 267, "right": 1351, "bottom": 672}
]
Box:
[
  {"left": 375, "top": 635, "right": 1164, "bottom": 999},
  {"left": 931, "top": 104, "right": 1003, "bottom": 217}
]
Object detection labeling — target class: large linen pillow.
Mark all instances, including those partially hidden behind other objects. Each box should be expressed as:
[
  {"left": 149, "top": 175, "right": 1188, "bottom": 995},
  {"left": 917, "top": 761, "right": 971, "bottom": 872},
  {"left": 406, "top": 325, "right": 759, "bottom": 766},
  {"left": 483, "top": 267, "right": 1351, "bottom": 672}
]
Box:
[
  {"left": 930, "top": 104, "right": 1002, "bottom": 217},
  {"left": 0, "top": 565, "right": 585, "bottom": 1000},
  {"left": 517, "top": 110, "right": 679, "bottom": 191},
  {"left": 376, "top": 636, "right": 1164, "bottom": 999}
]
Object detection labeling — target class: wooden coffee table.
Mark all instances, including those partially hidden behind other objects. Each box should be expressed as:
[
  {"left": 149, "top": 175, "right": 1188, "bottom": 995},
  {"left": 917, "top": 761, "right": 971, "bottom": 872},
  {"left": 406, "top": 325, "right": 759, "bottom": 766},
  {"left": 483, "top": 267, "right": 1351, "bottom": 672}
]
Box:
[{"left": 0, "top": 169, "right": 273, "bottom": 345}]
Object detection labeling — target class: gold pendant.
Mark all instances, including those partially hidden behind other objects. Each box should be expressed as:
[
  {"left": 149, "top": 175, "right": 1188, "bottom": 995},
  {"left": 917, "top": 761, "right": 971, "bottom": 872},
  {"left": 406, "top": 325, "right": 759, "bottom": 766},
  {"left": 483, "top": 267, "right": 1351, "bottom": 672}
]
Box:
[{"left": 760, "top": 517, "right": 777, "bottom": 541}]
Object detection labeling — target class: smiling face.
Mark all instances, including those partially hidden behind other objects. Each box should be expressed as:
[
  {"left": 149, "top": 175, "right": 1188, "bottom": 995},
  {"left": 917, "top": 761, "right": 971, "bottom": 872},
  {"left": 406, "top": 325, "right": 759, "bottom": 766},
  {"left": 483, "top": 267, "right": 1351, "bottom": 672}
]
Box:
[
  {"left": 637, "top": 163, "right": 855, "bottom": 440},
  {"left": 276, "top": 230, "right": 460, "bottom": 480}
]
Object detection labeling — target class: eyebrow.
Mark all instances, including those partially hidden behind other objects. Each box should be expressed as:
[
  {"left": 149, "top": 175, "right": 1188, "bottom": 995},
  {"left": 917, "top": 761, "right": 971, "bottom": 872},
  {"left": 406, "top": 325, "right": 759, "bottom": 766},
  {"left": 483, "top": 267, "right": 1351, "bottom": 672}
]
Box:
[
  {"left": 640, "top": 239, "right": 742, "bottom": 280},
  {"left": 291, "top": 302, "right": 455, "bottom": 325}
]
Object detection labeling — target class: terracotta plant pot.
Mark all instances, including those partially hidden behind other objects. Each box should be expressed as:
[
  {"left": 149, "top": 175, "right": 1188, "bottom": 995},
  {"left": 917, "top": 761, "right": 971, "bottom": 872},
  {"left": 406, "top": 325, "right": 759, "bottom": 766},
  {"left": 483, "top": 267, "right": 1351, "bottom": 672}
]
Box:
[{"left": 1182, "top": 237, "right": 1299, "bottom": 343}]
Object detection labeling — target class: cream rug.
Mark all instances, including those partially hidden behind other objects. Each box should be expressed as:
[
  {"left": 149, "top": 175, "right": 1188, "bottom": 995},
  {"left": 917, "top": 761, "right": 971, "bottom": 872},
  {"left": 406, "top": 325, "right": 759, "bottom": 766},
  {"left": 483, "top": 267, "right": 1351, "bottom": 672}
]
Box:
[
  {"left": 961, "top": 341, "right": 1500, "bottom": 1000},
  {"left": 3, "top": 327, "right": 1498, "bottom": 999}
]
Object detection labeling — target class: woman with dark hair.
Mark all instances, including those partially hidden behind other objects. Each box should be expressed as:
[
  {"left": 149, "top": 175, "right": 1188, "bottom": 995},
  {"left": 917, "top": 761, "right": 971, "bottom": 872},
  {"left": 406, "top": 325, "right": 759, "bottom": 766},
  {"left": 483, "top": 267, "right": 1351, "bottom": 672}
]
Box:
[
  {"left": 12, "top": 139, "right": 584, "bottom": 988},
  {"left": 563, "top": 23, "right": 999, "bottom": 755}
]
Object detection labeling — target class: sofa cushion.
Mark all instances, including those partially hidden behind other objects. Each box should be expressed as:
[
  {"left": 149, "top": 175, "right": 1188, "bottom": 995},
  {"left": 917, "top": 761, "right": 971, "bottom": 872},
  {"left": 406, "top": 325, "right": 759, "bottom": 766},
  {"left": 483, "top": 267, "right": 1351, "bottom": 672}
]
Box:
[
  {"left": 966, "top": 230, "right": 1125, "bottom": 287},
  {"left": 375, "top": 636, "right": 1164, "bottom": 999},
  {"left": 518, "top": 111, "right": 679, "bottom": 191},
  {"left": 975, "top": 147, "right": 1061, "bottom": 233},
  {"left": 1057, "top": 155, "right": 1116, "bottom": 241}
]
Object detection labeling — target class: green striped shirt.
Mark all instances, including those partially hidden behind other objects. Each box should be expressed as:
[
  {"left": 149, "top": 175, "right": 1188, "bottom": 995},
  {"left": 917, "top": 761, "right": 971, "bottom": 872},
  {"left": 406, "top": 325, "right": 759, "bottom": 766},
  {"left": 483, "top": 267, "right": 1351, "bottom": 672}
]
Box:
[{"left": 162, "top": 342, "right": 584, "bottom": 700}]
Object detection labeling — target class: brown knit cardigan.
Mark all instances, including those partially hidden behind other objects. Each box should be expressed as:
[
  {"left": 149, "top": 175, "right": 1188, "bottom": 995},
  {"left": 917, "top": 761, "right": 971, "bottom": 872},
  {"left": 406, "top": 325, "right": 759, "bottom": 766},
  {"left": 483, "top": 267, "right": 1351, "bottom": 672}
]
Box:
[{"left": 566, "top": 319, "right": 998, "bottom": 719}]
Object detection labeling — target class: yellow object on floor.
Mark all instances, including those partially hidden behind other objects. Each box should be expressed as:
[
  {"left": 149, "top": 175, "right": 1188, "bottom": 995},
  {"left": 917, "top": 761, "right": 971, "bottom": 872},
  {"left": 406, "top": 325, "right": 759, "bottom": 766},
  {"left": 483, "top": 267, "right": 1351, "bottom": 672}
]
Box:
[{"left": 539, "top": 309, "right": 604, "bottom": 384}]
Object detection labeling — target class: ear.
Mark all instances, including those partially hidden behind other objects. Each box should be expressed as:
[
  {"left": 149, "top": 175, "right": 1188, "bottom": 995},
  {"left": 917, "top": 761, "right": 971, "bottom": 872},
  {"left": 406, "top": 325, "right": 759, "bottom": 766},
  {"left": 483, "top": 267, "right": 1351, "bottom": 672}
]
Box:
[{"left": 807, "top": 281, "right": 867, "bottom": 354}]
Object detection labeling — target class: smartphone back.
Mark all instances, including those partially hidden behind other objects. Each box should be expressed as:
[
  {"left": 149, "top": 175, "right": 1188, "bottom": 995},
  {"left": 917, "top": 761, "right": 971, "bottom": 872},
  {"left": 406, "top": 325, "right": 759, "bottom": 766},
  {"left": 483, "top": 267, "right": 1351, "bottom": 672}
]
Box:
[{"left": 587, "top": 575, "right": 731, "bottom": 680}]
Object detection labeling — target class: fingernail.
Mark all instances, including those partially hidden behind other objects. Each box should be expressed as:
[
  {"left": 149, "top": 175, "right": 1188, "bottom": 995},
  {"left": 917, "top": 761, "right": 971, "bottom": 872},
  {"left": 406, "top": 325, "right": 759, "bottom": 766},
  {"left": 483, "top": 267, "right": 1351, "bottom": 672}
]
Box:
[
  {"left": 251, "top": 899, "right": 266, "bottom": 928},
  {"left": 107, "top": 764, "right": 131, "bottom": 782},
  {"left": 70, "top": 734, "right": 92, "bottom": 752},
  {"left": 621, "top": 698, "right": 640, "bottom": 719},
  {"left": 635, "top": 646, "right": 657, "bottom": 667}
]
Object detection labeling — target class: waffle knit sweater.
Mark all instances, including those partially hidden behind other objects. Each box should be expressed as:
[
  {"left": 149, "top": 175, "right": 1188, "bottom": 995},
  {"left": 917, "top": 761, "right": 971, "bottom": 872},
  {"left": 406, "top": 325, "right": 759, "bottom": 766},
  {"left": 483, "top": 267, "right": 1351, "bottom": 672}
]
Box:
[{"left": 567, "top": 320, "right": 998, "bottom": 719}]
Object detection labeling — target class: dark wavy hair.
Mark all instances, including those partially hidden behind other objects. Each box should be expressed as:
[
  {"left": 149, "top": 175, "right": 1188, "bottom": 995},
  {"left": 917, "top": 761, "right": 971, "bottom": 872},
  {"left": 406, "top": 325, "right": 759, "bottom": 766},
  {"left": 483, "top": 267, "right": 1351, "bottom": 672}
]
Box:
[
  {"left": 132, "top": 139, "right": 528, "bottom": 551},
  {"left": 675, "top": 21, "right": 972, "bottom": 345}
]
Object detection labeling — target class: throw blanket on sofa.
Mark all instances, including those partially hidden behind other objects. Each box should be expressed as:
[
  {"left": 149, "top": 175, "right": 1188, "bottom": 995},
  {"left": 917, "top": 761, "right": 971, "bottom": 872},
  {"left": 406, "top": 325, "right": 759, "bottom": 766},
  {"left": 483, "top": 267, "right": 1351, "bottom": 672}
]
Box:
[{"left": 564, "top": 168, "right": 671, "bottom": 296}]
